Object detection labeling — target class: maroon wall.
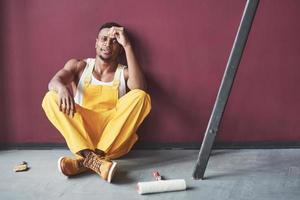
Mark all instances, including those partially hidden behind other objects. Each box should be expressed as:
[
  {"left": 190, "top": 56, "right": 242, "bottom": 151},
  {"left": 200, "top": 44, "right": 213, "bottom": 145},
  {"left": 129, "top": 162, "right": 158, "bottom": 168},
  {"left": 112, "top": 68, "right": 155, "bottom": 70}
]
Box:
[{"left": 1, "top": 0, "right": 300, "bottom": 145}]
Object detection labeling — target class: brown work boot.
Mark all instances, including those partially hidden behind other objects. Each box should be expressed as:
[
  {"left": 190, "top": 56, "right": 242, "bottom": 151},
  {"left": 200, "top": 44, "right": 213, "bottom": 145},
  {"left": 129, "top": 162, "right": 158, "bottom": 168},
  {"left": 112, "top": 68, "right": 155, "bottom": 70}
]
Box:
[
  {"left": 57, "top": 156, "right": 88, "bottom": 177},
  {"left": 83, "top": 151, "right": 117, "bottom": 183}
]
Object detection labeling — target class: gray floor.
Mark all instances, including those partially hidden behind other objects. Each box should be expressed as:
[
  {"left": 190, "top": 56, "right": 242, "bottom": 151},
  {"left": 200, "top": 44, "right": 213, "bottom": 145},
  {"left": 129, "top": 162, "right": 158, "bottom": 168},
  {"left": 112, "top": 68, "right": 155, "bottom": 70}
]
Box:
[{"left": 0, "top": 149, "right": 300, "bottom": 200}]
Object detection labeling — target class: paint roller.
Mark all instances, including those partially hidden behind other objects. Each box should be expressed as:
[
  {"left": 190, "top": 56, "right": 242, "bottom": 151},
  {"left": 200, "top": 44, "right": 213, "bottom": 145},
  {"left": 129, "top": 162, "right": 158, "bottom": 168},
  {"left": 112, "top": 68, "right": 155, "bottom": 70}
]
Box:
[{"left": 137, "top": 171, "right": 187, "bottom": 194}]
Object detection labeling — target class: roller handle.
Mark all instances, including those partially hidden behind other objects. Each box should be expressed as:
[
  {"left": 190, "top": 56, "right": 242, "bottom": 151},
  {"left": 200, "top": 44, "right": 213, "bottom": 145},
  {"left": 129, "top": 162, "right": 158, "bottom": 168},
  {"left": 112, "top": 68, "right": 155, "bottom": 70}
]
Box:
[{"left": 152, "top": 171, "right": 162, "bottom": 181}]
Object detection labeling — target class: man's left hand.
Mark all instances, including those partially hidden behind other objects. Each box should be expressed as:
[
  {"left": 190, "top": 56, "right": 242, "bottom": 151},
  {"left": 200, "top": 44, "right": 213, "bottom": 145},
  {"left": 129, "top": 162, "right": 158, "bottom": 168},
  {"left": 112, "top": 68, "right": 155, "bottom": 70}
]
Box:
[{"left": 108, "top": 26, "right": 131, "bottom": 48}]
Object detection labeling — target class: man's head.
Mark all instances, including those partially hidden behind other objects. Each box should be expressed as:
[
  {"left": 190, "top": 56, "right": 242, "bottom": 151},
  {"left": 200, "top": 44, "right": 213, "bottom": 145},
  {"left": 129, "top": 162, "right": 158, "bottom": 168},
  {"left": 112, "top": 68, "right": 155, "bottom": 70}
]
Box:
[{"left": 96, "top": 22, "right": 123, "bottom": 62}]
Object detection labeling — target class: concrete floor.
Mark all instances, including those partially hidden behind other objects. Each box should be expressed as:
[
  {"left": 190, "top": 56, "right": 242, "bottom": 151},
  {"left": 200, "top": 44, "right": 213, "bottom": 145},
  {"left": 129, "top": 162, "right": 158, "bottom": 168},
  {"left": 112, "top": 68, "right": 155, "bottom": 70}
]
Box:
[{"left": 0, "top": 149, "right": 300, "bottom": 200}]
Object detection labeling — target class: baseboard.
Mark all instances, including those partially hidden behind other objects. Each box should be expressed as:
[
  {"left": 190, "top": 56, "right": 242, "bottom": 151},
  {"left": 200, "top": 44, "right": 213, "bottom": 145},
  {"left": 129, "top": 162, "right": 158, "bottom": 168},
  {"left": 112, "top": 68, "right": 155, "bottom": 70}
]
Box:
[
  {"left": 1, "top": 141, "right": 300, "bottom": 150},
  {"left": 135, "top": 141, "right": 300, "bottom": 149}
]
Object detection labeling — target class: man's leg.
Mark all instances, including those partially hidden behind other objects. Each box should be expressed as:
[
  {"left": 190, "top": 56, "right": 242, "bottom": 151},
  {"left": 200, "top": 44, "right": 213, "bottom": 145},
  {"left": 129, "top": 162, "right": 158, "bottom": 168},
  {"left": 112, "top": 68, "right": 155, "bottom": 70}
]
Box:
[
  {"left": 96, "top": 89, "right": 151, "bottom": 159},
  {"left": 42, "top": 91, "right": 117, "bottom": 180},
  {"left": 42, "top": 90, "right": 95, "bottom": 154}
]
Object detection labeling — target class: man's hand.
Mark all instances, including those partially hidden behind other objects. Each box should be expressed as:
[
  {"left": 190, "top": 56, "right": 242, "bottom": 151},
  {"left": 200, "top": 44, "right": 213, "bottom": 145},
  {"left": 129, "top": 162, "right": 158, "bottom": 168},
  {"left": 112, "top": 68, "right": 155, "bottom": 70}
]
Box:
[
  {"left": 108, "top": 26, "right": 131, "bottom": 48},
  {"left": 48, "top": 59, "right": 85, "bottom": 117},
  {"left": 107, "top": 27, "right": 147, "bottom": 90},
  {"left": 57, "top": 86, "right": 76, "bottom": 117}
]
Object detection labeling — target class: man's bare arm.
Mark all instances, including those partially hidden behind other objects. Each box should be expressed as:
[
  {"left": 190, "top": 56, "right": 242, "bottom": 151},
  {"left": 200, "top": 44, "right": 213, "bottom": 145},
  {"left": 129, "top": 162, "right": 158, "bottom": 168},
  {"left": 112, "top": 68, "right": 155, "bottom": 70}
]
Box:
[
  {"left": 108, "top": 27, "right": 147, "bottom": 91},
  {"left": 48, "top": 59, "right": 85, "bottom": 117},
  {"left": 48, "top": 59, "right": 79, "bottom": 91},
  {"left": 124, "top": 45, "right": 147, "bottom": 91}
]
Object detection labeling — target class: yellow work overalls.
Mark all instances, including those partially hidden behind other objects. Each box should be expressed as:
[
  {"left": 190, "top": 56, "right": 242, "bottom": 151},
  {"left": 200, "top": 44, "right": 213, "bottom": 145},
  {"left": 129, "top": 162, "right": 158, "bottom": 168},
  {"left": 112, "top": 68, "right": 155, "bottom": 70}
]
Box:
[{"left": 42, "top": 61, "right": 151, "bottom": 159}]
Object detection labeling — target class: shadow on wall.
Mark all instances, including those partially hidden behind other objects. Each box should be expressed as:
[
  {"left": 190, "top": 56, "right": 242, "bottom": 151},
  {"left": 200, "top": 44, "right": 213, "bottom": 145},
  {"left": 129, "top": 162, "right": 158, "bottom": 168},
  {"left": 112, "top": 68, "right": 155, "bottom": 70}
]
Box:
[{"left": 128, "top": 29, "right": 205, "bottom": 142}]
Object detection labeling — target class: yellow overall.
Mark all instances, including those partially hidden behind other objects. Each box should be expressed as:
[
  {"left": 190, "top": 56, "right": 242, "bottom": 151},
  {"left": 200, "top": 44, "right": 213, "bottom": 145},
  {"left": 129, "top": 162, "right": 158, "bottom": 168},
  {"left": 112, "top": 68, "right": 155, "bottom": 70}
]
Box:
[{"left": 42, "top": 63, "right": 151, "bottom": 159}]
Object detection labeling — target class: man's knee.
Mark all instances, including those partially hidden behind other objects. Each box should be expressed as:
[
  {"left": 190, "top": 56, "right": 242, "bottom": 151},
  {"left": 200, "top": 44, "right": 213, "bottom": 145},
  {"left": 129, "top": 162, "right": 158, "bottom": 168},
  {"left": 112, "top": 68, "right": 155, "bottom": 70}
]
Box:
[
  {"left": 128, "top": 89, "right": 151, "bottom": 105},
  {"left": 42, "top": 90, "right": 58, "bottom": 109},
  {"left": 129, "top": 89, "right": 150, "bottom": 100}
]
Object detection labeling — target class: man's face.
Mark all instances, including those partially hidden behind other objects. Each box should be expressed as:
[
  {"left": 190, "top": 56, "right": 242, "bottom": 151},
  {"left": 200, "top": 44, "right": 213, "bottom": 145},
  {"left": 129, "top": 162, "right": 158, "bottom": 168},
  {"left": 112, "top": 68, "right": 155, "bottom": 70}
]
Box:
[{"left": 96, "top": 28, "right": 122, "bottom": 62}]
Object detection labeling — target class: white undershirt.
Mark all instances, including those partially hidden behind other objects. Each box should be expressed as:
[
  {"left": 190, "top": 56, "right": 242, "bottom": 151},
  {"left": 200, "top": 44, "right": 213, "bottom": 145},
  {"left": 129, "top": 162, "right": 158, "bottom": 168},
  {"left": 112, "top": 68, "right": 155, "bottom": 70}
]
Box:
[{"left": 74, "top": 58, "right": 127, "bottom": 105}]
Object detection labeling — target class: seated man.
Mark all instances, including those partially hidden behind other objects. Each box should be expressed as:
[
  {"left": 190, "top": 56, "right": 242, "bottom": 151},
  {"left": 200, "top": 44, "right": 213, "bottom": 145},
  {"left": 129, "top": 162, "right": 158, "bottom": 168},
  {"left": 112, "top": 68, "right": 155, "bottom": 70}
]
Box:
[{"left": 42, "top": 22, "right": 151, "bottom": 183}]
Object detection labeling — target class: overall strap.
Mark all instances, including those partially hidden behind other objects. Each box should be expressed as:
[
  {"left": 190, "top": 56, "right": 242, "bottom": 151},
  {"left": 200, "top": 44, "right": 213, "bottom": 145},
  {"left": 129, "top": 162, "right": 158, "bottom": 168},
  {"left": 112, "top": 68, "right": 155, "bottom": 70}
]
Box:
[
  {"left": 74, "top": 58, "right": 94, "bottom": 105},
  {"left": 83, "top": 59, "right": 95, "bottom": 85}
]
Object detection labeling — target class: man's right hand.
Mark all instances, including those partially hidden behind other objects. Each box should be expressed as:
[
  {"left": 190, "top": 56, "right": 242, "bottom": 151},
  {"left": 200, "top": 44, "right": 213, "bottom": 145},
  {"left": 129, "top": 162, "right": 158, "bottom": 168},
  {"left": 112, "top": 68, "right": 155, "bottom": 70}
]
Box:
[{"left": 58, "top": 86, "right": 76, "bottom": 117}]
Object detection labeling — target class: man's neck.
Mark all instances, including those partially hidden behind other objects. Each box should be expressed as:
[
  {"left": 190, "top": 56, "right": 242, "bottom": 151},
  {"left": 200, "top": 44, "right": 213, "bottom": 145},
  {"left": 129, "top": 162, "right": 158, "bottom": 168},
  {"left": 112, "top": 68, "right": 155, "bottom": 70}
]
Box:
[{"left": 94, "top": 56, "right": 118, "bottom": 75}]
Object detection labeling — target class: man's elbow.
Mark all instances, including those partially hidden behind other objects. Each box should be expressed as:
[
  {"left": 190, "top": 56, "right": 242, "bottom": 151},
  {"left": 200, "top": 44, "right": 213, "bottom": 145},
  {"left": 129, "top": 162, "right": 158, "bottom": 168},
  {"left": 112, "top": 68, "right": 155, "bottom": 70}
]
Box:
[
  {"left": 48, "top": 81, "right": 57, "bottom": 92},
  {"left": 48, "top": 77, "right": 60, "bottom": 92}
]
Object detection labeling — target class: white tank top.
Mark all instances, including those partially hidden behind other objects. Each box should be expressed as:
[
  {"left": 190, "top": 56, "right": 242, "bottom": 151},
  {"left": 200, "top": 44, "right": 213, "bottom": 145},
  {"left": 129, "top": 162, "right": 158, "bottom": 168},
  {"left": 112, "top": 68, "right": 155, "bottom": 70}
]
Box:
[{"left": 74, "top": 58, "right": 127, "bottom": 105}]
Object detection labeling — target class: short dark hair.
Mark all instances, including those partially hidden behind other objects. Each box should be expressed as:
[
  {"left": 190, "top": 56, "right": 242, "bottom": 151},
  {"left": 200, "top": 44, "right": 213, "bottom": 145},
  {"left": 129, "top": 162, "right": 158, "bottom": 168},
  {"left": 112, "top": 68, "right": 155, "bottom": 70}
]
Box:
[{"left": 99, "top": 22, "right": 122, "bottom": 32}]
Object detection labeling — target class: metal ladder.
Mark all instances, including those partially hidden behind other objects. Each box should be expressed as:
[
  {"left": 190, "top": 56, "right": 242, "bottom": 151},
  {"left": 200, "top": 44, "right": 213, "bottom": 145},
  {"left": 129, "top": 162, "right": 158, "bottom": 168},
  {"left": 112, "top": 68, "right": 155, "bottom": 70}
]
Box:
[{"left": 193, "top": 0, "right": 260, "bottom": 180}]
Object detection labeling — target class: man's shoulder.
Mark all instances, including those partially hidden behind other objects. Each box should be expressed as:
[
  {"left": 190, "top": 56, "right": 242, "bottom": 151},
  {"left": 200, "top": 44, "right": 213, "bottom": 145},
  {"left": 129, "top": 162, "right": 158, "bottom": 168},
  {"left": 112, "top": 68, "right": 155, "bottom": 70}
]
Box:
[{"left": 64, "top": 58, "right": 87, "bottom": 72}]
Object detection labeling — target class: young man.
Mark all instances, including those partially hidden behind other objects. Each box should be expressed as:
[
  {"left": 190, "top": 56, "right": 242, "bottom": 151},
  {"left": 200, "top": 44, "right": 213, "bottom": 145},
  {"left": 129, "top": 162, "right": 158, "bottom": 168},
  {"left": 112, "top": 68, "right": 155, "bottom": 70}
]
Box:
[{"left": 42, "top": 22, "right": 151, "bottom": 183}]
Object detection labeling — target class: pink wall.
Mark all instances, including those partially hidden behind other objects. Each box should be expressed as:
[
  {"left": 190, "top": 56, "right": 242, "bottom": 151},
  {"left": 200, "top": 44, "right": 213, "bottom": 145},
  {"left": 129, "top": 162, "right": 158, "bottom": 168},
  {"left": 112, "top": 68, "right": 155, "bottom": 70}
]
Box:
[{"left": 1, "top": 0, "right": 300, "bottom": 145}]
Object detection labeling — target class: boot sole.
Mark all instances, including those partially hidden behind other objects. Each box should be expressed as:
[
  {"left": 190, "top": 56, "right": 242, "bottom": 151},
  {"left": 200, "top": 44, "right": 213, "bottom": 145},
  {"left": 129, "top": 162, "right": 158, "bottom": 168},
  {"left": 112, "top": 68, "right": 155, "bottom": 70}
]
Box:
[{"left": 107, "top": 161, "right": 117, "bottom": 183}]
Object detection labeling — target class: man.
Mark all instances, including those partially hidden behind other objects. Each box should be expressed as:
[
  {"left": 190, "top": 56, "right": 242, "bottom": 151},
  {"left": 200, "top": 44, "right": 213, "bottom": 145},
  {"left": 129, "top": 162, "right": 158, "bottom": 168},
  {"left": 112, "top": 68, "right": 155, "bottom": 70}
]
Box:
[{"left": 42, "top": 22, "right": 151, "bottom": 183}]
